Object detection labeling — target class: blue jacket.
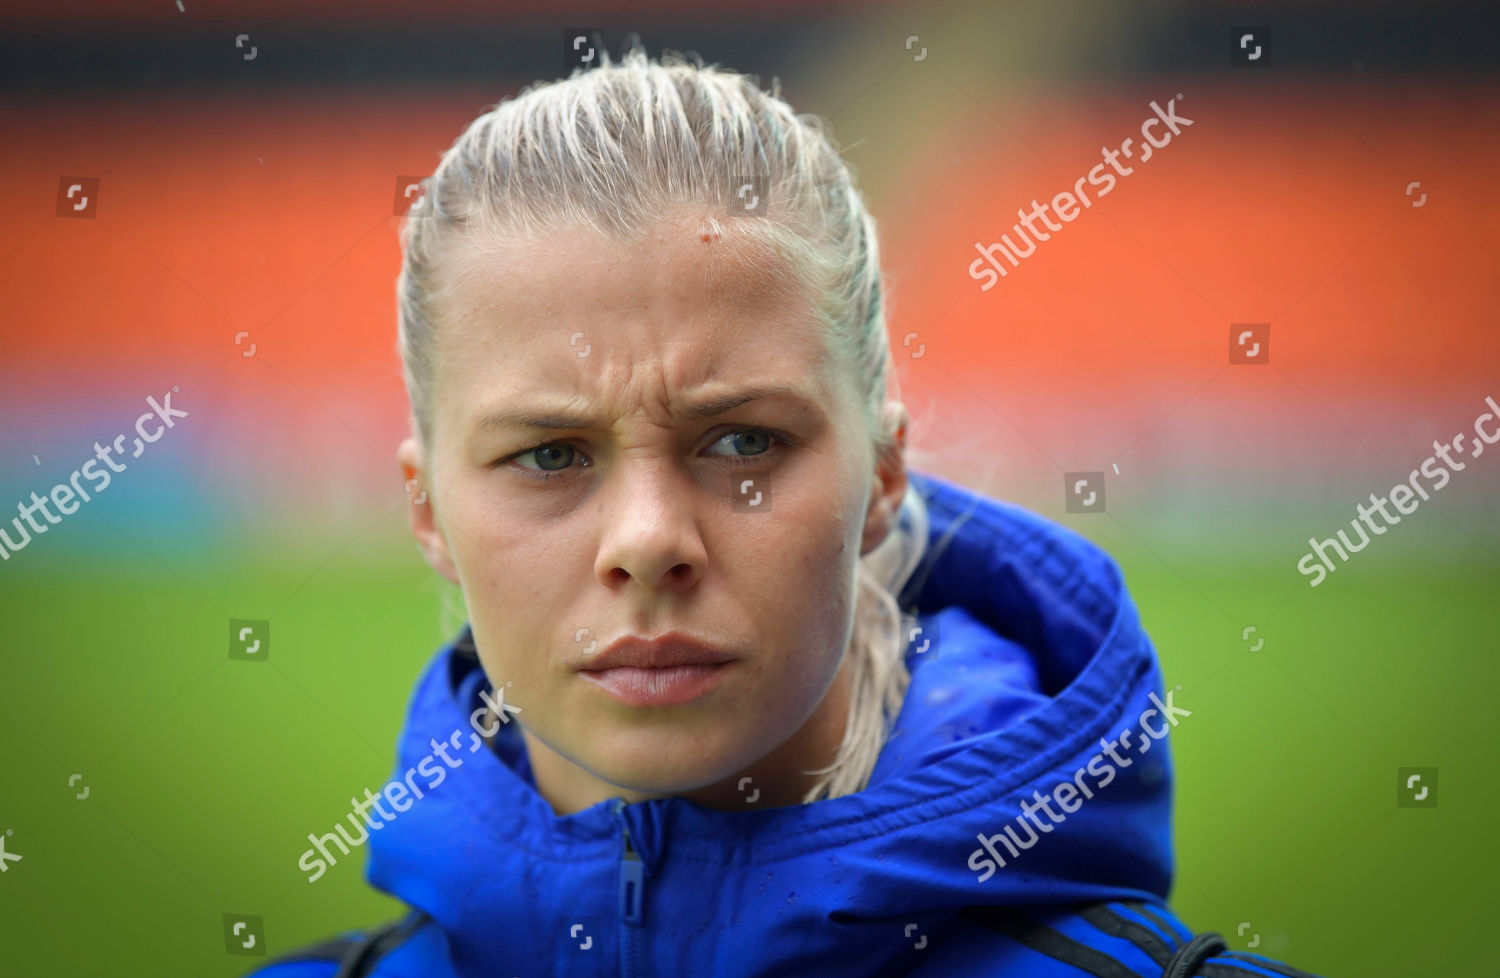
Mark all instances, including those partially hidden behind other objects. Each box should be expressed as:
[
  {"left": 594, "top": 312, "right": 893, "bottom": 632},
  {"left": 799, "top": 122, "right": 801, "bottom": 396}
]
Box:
[{"left": 249, "top": 469, "right": 1323, "bottom": 978}]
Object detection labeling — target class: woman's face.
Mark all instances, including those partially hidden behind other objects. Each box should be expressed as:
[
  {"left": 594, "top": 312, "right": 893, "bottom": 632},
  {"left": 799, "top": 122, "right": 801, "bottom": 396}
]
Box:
[{"left": 398, "top": 209, "right": 907, "bottom": 811}]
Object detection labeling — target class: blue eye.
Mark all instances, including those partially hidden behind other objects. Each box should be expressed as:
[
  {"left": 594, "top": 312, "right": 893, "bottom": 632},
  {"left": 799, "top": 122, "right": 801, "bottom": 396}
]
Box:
[
  {"left": 508, "top": 442, "right": 583, "bottom": 481},
  {"left": 500, "top": 427, "right": 787, "bottom": 483},
  {"left": 519, "top": 444, "right": 575, "bottom": 472},
  {"left": 705, "top": 428, "right": 778, "bottom": 461}
]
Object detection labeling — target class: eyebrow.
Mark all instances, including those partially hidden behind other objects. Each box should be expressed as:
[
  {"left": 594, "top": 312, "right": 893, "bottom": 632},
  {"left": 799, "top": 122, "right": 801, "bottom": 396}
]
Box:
[{"left": 475, "top": 383, "right": 816, "bottom": 432}]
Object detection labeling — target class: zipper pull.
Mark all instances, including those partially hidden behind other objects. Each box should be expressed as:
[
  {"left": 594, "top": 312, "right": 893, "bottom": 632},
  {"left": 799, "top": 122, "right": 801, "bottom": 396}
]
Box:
[{"left": 612, "top": 798, "right": 644, "bottom": 926}]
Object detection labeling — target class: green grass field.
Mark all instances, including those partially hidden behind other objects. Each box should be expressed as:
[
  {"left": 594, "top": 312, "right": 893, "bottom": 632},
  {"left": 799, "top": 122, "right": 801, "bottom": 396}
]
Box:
[{"left": 1, "top": 520, "right": 1494, "bottom": 976}]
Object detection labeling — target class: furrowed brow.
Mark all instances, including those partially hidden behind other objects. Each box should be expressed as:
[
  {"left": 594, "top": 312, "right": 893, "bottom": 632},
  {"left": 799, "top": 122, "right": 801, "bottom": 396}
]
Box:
[{"left": 476, "top": 384, "right": 814, "bottom": 432}]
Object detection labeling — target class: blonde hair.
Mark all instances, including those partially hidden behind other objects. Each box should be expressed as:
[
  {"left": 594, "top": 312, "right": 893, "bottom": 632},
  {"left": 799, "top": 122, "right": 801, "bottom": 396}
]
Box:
[{"left": 398, "top": 42, "right": 931, "bottom": 803}]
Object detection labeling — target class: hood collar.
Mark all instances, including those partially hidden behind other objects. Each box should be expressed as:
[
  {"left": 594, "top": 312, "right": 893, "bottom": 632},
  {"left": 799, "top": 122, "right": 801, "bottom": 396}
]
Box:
[{"left": 365, "top": 469, "right": 1175, "bottom": 973}]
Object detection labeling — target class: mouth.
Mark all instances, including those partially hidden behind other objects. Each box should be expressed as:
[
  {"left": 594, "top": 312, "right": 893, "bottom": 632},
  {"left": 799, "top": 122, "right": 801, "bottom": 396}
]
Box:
[
  {"left": 576, "top": 631, "right": 739, "bottom": 707},
  {"left": 578, "top": 662, "right": 734, "bottom": 707}
]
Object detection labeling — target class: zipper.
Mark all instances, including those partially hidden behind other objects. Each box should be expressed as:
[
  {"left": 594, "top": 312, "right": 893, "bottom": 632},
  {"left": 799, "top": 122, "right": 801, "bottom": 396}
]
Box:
[{"left": 611, "top": 797, "right": 645, "bottom": 977}]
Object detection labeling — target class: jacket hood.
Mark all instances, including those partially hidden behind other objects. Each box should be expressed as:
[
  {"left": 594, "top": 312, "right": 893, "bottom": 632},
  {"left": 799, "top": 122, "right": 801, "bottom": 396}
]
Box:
[{"left": 364, "top": 468, "right": 1176, "bottom": 976}]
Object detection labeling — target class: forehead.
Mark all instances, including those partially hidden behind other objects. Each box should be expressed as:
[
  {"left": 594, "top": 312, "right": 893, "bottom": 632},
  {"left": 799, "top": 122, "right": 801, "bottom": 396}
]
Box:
[{"left": 427, "top": 213, "right": 844, "bottom": 430}]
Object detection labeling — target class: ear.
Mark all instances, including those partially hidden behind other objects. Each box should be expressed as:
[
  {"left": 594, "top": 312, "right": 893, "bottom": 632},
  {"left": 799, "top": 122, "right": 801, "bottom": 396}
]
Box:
[
  {"left": 398, "top": 435, "right": 461, "bottom": 586},
  {"left": 859, "top": 402, "right": 910, "bottom": 557}
]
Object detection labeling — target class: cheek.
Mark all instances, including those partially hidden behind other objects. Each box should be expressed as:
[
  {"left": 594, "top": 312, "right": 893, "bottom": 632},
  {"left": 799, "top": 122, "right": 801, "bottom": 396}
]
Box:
[
  {"left": 768, "top": 455, "right": 862, "bottom": 584},
  {"left": 753, "top": 501, "right": 860, "bottom": 666},
  {"left": 440, "top": 487, "right": 553, "bottom": 644},
  {"left": 802, "top": 478, "right": 865, "bottom": 574},
  {"left": 731, "top": 487, "right": 852, "bottom": 587},
  {"left": 441, "top": 480, "right": 533, "bottom": 573}
]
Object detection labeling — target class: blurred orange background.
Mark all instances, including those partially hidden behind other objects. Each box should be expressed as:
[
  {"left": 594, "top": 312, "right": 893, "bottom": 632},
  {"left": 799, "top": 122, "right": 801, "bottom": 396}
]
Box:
[{"left": 2, "top": 3, "right": 1497, "bottom": 975}]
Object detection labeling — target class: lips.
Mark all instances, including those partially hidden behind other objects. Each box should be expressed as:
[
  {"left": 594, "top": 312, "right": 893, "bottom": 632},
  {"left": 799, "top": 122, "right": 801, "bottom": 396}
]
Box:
[
  {"left": 577, "top": 632, "right": 738, "bottom": 707},
  {"left": 580, "top": 632, "right": 739, "bottom": 671}
]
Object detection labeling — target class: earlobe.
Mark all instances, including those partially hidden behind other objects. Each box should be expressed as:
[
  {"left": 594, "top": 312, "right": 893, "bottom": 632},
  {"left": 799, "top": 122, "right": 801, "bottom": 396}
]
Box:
[
  {"left": 397, "top": 436, "right": 461, "bottom": 586},
  {"left": 860, "top": 403, "right": 910, "bottom": 556}
]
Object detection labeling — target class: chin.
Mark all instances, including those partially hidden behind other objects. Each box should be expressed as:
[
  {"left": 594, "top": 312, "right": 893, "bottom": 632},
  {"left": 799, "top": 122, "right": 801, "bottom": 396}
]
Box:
[{"left": 586, "top": 729, "right": 748, "bottom": 795}]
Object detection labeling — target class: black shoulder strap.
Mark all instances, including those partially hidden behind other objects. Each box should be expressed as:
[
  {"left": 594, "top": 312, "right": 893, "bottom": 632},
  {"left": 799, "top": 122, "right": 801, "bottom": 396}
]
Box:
[
  {"left": 967, "top": 901, "right": 1322, "bottom": 978},
  {"left": 963, "top": 904, "right": 1142, "bottom": 977},
  {"left": 1099, "top": 901, "right": 1324, "bottom": 978},
  {"left": 333, "top": 909, "right": 431, "bottom": 978},
  {"left": 258, "top": 909, "right": 431, "bottom": 978}
]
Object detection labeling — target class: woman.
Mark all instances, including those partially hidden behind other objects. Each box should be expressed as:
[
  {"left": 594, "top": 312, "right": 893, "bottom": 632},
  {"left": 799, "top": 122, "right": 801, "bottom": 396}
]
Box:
[{"left": 251, "top": 46, "right": 1324, "bottom": 978}]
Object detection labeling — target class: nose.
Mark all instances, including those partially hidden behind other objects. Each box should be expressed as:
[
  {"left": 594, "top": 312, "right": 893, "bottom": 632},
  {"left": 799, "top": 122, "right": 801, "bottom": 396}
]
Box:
[{"left": 593, "top": 461, "right": 706, "bottom": 594}]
